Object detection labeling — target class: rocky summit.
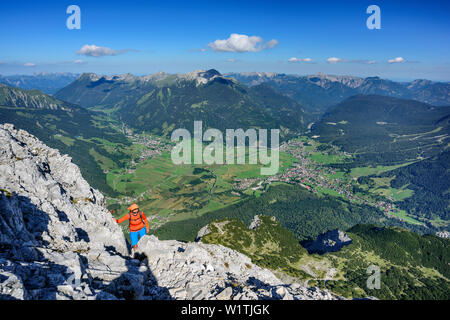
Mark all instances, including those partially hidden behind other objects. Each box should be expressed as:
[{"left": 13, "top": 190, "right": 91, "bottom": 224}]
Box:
[{"left": 0, "top": 124, "right": 336, "bottom": 300}]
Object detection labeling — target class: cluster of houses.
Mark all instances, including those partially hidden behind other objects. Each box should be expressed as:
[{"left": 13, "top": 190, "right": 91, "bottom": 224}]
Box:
[
  {"left": 130, "top": 133, "right": 172, "bottom": 162},
  {"left": 232, "top": 138, "right": 399, "bottom": 217},
  {"left": 232, "top": 178, "right": 261, "bottom": 191}
]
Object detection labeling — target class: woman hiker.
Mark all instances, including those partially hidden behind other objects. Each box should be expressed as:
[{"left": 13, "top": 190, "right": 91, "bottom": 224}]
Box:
[{"left": 116, "top": 203, "right": 150, "bottom": 251}]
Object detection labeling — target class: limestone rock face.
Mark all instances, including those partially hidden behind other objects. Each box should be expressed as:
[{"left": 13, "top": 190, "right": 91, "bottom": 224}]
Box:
[
  {"left": 248, "top": 215, "right": 276, "bottom": 230},
  {"left": 248, "top": 215, "right": 262, "bottom": 230},
  {"left": 135, "top": 235, "right": 336, "bottom": 300},
  {"left": 0, "top": 123, "right": 128, "bottom": 256},
  {"left": 195, "top": 225, "right": 211, "bottom": 242},
  {"left": 0, "top": 124, "right": 337, "bottom": 300}
]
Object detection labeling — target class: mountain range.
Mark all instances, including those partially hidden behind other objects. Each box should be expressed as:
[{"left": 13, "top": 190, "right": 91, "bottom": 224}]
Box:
[
  {"left": 54, "top": 69, "right": 310, "bottom": 137},
  {"left": 226, "top": 72, "right": 450, "bottom": 111},
  {"left": 0, "top": 83, "right": 79, "bottom": 110},
  {"left": 0, "top": 72, "right": 79, "bottom": 95},
  {"left": 3, "top": 71, "right": 448, "bottom": 112}
]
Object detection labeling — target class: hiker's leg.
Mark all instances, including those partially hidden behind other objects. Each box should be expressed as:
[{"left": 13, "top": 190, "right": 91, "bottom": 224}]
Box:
[
  {"left": 130, "top": 230, "right": 139, "bottom": 249},
  {"left": 132, "top": 228, "right": 146, "bottom": 250},
  {"left": 138, "top": 227, "right": 146, "bottom": 241}
]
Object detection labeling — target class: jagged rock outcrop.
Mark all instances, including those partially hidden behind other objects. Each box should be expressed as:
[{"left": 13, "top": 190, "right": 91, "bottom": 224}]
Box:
[
  {"left": 248, "top": 215, "right": 262, "bottom": 230},
  {"left": 248, "top": 215, "right": 276, "bottom": 230},
  {"left": 303, "top": 229, "right": 352, "bottom": 254},
  {"left": 135, "top": 236, "right": 335, "bottom": 300},
  {"left": 0, "top": 123, "right": 129, "bottom": 299},
  {"left": 0, "top": 124, "right": 336, "bottom": 300},
  {"left": 195, "top": 225, "right": 211, "bottom": 242}
]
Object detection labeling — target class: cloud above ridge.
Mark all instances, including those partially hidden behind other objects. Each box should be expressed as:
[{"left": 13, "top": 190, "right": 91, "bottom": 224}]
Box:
[
  {"left": 208, "top": 34, "right": 279, "bottom": 52},
  {"left": 288, "top": 57, "right": 313, "bottom": 63},
  {"left": 76, "top": 44, "right": 137, "bottom": 57},
  {"left": 326, "top": 57, "right": 343, "bottom": 64},
  {"left": 388, "top": 57, "right": 405, "bottom": 64}
]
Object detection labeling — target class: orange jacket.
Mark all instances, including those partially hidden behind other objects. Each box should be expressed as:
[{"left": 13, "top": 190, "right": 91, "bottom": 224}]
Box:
[{"left": 116, "top": 211, "right": 149, "bottom": 232}]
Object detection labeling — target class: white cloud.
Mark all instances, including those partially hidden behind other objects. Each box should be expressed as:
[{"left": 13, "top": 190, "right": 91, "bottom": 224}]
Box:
[
  {"left": 326, "top": 57, "right": 342, "bottom": 64},
  {"left": 24, "top": 62, "right": 35, "bottom": 67},
  {"left": 388, "top": 57, "right": 405, "bottom": 64},
  {"left": 76, "top": 44, "right": 136, "bottom": 57},
  {"left": 208, "top": 33, "right": 278, "bottom": 52},
  {"left": 288, "top": 57, "right": 312, "bottom": 63},
  {"left": 265, "top": 39, "right": 279, "bottom": 49},
  {"left": 73, "top": 59, "right": 85, "bottom": 64},
  {"left": 366, "top": 60, "right": 377, "bottom": 64}
]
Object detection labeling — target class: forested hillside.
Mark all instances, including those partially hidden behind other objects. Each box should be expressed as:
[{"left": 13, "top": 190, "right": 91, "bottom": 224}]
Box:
[
  {"left": 200, "top": 216, "right": 449, "bottom": 300},
  {"left": 153, "top": 183, "right": 420, "bottom": 242},
  {"left": 310, "top": 95, "right": 450, "bottom": 166}
]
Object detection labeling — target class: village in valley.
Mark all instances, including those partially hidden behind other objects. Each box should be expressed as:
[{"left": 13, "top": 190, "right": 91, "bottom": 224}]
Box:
[
  {"left": 232, "top": 137, "right": 400, "bottom": 222},
  {"left": 108, "top": 125, "right": 413, "bottom": 230}
]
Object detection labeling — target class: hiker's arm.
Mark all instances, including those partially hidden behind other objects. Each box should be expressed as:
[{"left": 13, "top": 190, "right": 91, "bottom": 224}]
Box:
[
  {"left": 116, "top": 214, "right": 129, "bottom": 224},
  {"left": 142, "top": 212, "right": 150, "bottom": 232}
]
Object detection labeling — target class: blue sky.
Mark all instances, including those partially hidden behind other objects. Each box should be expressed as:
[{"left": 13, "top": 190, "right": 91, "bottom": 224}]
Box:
[{"left": 0, "top": 0, "right": 449, "bottom": 80}]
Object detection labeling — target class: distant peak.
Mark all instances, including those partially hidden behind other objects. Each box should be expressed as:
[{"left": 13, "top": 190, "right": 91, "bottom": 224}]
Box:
[
  {"left": 79, "top": 73, "right": 139, "bottom": 82},
  {"left": 203, "top": 69, "right": 222, "bottom": 77},
  {"left": 183, "top": 69, "right": 225, "bottom": 86},
  {"left": 80, "top": 72, "right": 101, "bottom": 80}
]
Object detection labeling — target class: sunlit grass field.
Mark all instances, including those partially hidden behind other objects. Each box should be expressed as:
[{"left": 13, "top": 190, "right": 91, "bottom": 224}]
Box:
[{"left": 106, "top": 144, "right": 295, "bottom": 225}]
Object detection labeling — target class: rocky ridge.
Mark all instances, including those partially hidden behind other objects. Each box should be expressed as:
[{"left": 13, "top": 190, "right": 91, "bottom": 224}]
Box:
[
  {"left": 0, "top": 84, "right": 71, "bottom": 110},
  {"left": 78, "top": 69, "right": 230, "bottom": 88},
  {"left": 0, "top": 124, "right": 336, "bottom": 300}
]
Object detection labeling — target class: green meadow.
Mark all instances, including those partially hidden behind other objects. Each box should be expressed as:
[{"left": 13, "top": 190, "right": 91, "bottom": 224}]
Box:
[
  {"left": 106, "top": 143, "right": 295, "bottom": 225},
  {"left": 388, "top": 209, "right": 424, "bottom": 226},
  {"left": 350, "top": 162, "right": 413, "bottom": 178}
]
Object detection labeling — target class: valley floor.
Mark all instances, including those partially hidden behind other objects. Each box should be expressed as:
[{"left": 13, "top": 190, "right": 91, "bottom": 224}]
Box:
[{"left": 104, "top": 128, "right": 441, "bottom": 236}]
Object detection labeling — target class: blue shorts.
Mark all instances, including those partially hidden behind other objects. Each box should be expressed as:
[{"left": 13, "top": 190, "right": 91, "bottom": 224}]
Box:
[{"left": 130, "top": 227, "right": 146, "bottom": 246}]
